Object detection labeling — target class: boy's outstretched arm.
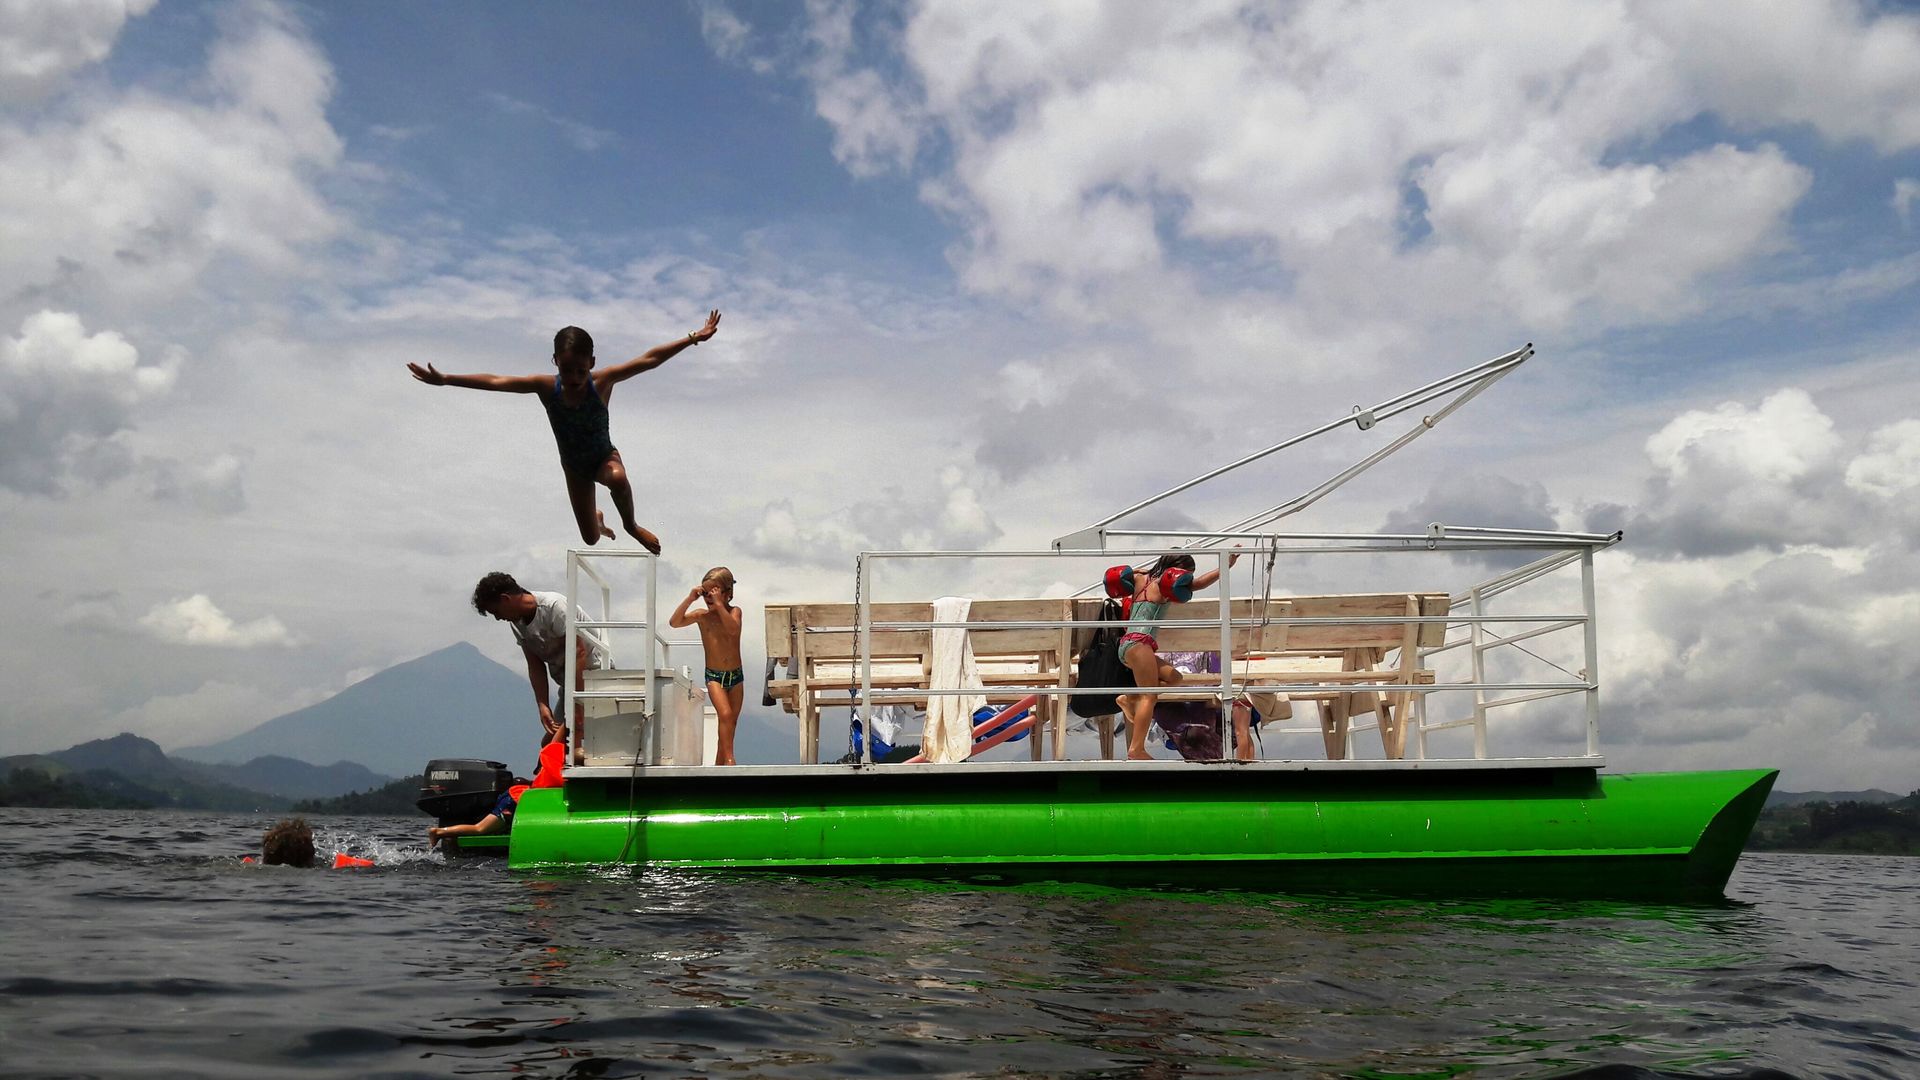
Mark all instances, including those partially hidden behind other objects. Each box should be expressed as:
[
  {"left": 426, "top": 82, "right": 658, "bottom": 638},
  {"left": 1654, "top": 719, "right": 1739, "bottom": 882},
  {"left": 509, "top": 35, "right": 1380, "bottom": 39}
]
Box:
[
  {"left": 667, "top": 586, "right": 705, "bottom": 629},
  {"left": 428, "top": 814, "right": 504, "bottom": 846},
  {"left": 599, "top": 309, "right": 722, "bottom": 386},
  {"left": 521, "top": 647, "right": 561, "bottom": 738},
  {"left": 407, "top": 363, "right": 549, "bottom": 393}
]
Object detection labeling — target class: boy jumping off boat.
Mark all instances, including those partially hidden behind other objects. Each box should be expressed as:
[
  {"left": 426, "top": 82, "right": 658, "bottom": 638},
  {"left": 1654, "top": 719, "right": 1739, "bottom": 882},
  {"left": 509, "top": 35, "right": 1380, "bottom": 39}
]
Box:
[
  {"left": 668, "top": 567, "right": 745, "bottom": 765},
  {"left": 408, "top": 312, "right": 721, "bottom": 552}
]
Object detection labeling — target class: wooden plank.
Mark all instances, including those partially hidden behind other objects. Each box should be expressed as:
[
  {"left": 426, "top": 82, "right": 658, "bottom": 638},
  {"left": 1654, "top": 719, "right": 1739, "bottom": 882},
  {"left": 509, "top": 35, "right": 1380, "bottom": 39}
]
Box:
[
  {"left": 788, "top": 600, "right": 1077, "bottom": 658},
  {"left": 1381, "top": 595, "right": 1419, "bottom": 759},
  {"left": 782, "top": 593, "right": 1442, "bottom": 658},
  {"left": 764, "top": 605, "right": 796, "bottom": 662},
  {"left": 1321, "top": 696, "right": 1349, "bottom": 760},
  {"left": 1418, "top": 593, "right": 1451, "bottom": 647},
  {"left": 1136, "top": 598, "right": 1292, "bottom": 652},
  {"left": 794, "top": 605, "right": 815, "bottom": 764},
  {"left": 1238, "top": 670, "right": 1437, "bottom": 686},
  {"left": 1282, "top": 595, "right": 1423, "bottom": 651},
  {"left": 1055, "top": 627, "right": 1072, "bottom": 761}
]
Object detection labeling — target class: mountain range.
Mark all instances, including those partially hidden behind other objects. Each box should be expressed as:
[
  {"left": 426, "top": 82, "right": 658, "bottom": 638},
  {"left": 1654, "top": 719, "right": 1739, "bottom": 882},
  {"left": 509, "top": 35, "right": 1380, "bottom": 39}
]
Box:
[
  {"left": 179, "top": 641, "right": 557, "bottom": 777},
  {"left": 177, "top": 640, "right": 795, "bottom": 777},
  {"left": 0, "top": 732, "right": 390, "bottom": 808},
  {"left": 1763, "top": 788, "right": 1903, "bottom": 808}
]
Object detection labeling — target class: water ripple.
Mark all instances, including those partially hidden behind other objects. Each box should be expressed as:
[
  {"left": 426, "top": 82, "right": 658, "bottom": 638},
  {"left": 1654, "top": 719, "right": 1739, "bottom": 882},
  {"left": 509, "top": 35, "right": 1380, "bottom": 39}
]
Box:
[{"left": 1, "top": 813, "right": 1915, "bottom": 1078}]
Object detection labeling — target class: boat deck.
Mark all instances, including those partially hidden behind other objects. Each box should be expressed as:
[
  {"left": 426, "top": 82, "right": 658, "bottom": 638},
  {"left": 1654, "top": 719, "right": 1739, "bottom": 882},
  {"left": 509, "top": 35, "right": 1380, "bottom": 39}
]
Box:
[{"left": 562, "top": 755, "right": 1606, "bottom": 781}]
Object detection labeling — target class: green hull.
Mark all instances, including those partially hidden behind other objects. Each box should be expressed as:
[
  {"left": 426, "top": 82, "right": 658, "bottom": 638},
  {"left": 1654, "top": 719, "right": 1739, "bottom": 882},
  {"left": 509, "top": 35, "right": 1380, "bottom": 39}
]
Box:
[
  {"left": 503, "top": 765, "right": 1776, "bottom": 900},
  {"left": 445, "top": 833, "right": 508, "bottom": 857}
]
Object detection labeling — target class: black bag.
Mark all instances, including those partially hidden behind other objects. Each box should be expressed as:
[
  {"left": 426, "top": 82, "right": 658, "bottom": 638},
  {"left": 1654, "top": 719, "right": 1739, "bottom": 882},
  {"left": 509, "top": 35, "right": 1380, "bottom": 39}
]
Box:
[{"left": 1070, "top": 599, "right": 1136, "bottom": 718}]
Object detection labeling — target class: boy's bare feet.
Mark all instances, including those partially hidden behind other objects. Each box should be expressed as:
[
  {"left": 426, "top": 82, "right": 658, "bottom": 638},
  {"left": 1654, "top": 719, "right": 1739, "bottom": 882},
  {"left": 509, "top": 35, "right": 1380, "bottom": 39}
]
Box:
[
  {"left": 1127, "top": 751, "right": 1155, "bottom": 761},
  {"left": 625, "top": 519, "right": 662, "bottom": 555},
  {"left": 594, "top": 511, "right": 615, "bottom": 541}
]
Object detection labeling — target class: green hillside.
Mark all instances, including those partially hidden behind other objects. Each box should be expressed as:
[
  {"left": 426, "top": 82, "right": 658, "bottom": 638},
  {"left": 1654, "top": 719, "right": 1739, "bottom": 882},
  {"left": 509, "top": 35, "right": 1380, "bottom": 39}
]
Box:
[
  {"left": 0, "top": 735, "right": 289, "bottom": 811},
  {"left": 1749, "top": 791, "right": 1920, "bottom": 854}
]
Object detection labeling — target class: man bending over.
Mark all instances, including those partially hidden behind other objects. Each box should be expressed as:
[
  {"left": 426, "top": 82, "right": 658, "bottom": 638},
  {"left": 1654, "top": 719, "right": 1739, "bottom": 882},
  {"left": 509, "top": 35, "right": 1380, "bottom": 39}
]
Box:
[{"left": 472, "top": 571, "right": 608, "bottom": 746}]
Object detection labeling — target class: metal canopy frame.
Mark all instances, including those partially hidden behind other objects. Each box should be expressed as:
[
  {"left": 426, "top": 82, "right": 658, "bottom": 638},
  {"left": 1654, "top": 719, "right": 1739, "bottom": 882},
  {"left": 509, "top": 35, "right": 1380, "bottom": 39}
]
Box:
[{"left": 1052, "top": 343, "right": 1536, "bottom": 552}]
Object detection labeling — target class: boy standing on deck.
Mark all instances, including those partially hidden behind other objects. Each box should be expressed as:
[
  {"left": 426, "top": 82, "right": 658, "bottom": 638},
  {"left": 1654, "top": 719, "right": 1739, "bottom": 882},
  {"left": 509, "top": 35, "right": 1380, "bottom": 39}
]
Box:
[{"left": 668, "top": 567, "right": 745, "bottom": 765}]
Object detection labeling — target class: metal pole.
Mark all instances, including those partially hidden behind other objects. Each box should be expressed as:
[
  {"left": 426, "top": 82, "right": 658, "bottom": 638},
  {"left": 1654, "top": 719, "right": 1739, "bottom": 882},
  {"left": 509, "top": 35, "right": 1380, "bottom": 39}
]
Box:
[
  {"left": 600, "top": 581, "right": 612, "bottom": 659},
  {"left": 645, "top": 551, "right": 657, "bottom": 722},
  {"left": 1078, "top": 346, "right": 1531, "bottom": 534},
  {"left": 1206, "top": 353, "right": 1527, "bottom": 541},
  {"left": 1582, "top": 549, "right": 1600, "bottom": 757},
  {"left": 1218, "top": 548, "right": 1233, "bottom": 755},
  {"left": 858, "top": 553, "right": 872, "bottom": 765},
  {"left": 566, "top": 552, "right": 580, "bottom": 751},
  {"left": 1469, "top": 586, "right": 1488, "bottom": 759}
]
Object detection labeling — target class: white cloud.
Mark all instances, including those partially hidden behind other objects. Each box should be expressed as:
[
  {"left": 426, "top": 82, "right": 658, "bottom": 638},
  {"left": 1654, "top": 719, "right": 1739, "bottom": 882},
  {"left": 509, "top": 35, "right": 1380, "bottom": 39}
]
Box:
[
  {"left": 698, "top": 4, "right": 774, "bottom": 76},
  {"left": 138, "top": 594, "right": 297, "bottom": 648},
  {"left": 1644, "top": 388, "right": 1839, "bottom": 485},
  {"left": 801, "top": 0, "right": 922, "bottom": 177},
  {"left": 1381, "top": 474, "right": 1560, "bottom": 567},
  {"left": 0, "top": 0, "right": 155, "bottom": 103},
  {"left": 0, "top": 2, "right": 343, "bottom": 306},
  {"left": 1845, "top": 418, "right": 1920, "bottom": 497},
  {"left": 743, "top": 467, "right": 1002, "bottom": 569},
  {"left": 1636, "top": 0, "right": 1920, "bottom": 153},
  {"left": 1551, "top": 388, "right": 1920, "bottom": 785},
  {"left": 139, "top": 452, "right": 248, "bottom": 514},
  {"left": 0, "top": 310, "right": 179, "bottom": 494},
  {"left": 761, "top": 1, "right": 1916, "bottom": 341},
  {"left": 1896, "top": 178, "right": 1920, "bottom": 227},
  {"left": 485, "top": 92, "right": 617, "bottom": 152},
  {"left": 1599, "top": 546, "right": 1920, "bottom": 751},
  {"left": 1592, "top": 388, "right": 1889, "bottom": 557},
  {"left": 113, "top": 678, "right": 321, "bottom": 750}
]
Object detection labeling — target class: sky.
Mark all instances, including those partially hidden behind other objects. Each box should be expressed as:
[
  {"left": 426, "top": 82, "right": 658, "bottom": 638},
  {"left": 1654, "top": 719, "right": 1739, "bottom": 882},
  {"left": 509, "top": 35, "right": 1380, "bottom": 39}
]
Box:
[{"left": 2, "top": 0, "right": 1917, "bottom": 791}]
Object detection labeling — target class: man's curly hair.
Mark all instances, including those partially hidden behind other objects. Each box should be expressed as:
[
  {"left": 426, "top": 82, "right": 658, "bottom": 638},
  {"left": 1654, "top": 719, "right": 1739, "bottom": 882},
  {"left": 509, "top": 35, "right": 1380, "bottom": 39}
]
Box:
[
  {"left": 261, "top": 818, "right": 315, "bottom": 868},
  {"left": 472, "top": 571, "right": 527, "bottom": 615}
]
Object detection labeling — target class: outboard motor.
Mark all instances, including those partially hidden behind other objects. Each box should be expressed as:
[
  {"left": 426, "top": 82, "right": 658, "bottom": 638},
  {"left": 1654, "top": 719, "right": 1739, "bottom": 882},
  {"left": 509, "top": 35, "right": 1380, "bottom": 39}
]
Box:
[{"left": 416, "top": 759, "right": 514, "bottom": 826}]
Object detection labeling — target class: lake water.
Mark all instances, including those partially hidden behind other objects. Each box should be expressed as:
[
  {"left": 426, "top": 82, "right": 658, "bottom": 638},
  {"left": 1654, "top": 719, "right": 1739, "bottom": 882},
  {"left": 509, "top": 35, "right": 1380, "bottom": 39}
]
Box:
[{"left": 1, "top": 807, "right": 1914, "bottom": 1079}]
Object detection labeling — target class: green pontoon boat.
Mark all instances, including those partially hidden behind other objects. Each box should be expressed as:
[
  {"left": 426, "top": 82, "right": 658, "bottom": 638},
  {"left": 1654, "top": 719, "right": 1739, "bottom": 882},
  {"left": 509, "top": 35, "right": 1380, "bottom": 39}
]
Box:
[
  {"left": 499, "top": 762, "right": 1773, "bottom": 900},
  {"left": 441, "top": 345, "right": 1778, "bottom": 899}
]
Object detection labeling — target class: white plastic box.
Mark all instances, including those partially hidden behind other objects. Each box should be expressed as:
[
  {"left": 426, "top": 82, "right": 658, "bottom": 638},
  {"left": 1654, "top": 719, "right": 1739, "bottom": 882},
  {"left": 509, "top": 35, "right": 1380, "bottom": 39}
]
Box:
[{"left": 578, "top": 667, "right": 712, "bottom": 766}]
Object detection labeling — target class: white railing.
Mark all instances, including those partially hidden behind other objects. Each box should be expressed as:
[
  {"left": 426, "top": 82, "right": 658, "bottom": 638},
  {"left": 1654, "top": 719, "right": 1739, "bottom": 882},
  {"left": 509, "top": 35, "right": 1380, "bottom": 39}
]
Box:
[
  {"left": 839, "top": 526, "right": 1617, "bottom": 763},
  {"left": 560, "top": 548, "right": 701, "bottom": 743},
  {"left": 1414, "top": 545, "right": 1606, "bottom": 760}
]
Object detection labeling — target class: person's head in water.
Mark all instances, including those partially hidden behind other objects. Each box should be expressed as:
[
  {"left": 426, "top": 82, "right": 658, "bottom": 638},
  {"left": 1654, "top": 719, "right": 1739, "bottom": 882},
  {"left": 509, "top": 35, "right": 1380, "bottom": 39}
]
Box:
[
  {"left": 552, "top": 325, "right": 595, "bottom": 392},
  {"left": 261, "top": 818, "right": 316, "bottom": 868},
  {"left": 701, "top": 566, "right": 735, "bottom": 606},
  {"left": 472, "top": 571, "right": 536, "bottom": 622}
]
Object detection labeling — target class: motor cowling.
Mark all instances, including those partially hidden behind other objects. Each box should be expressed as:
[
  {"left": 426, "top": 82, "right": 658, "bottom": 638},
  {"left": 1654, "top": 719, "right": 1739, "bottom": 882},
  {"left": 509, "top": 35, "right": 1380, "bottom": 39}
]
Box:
[{"left": 416, "top": 759, "right": 513, "bottom": 826}]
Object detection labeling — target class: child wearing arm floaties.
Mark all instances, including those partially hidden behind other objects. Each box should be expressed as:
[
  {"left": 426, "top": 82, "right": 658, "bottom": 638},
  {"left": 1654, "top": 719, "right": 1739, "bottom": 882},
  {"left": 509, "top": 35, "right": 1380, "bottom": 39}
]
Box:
[
  {"left": 408, "top": 312, "right": 721, "bottom": 553},
  {"left": 1113, "top": 550, "right": 1238, "bottom": 760},
  {"left": 669, "top": 567, "right": 745, "bottom": 765},
  {"left": 427, "top": 739, "right": 567, "bottom": 847}
]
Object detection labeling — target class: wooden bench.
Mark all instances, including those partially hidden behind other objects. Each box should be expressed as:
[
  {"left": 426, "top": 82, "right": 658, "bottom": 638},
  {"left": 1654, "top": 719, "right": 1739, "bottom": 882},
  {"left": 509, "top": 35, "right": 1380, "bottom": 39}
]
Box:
[
  {"left": 765, "top": 599, "right": 1075, "bottom": 763},
  {"left": 766, "top": 592, "right": 1449, "bottom": 762},
  {"left": 1123, "top": 592, "right": 1451, "bottom": 759}
]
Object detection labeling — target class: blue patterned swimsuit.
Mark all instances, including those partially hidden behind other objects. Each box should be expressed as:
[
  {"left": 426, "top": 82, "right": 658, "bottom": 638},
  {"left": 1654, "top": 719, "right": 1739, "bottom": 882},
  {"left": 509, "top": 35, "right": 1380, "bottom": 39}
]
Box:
[{"left": 540, "top": 373, "right": 615, "bottom": 480}]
